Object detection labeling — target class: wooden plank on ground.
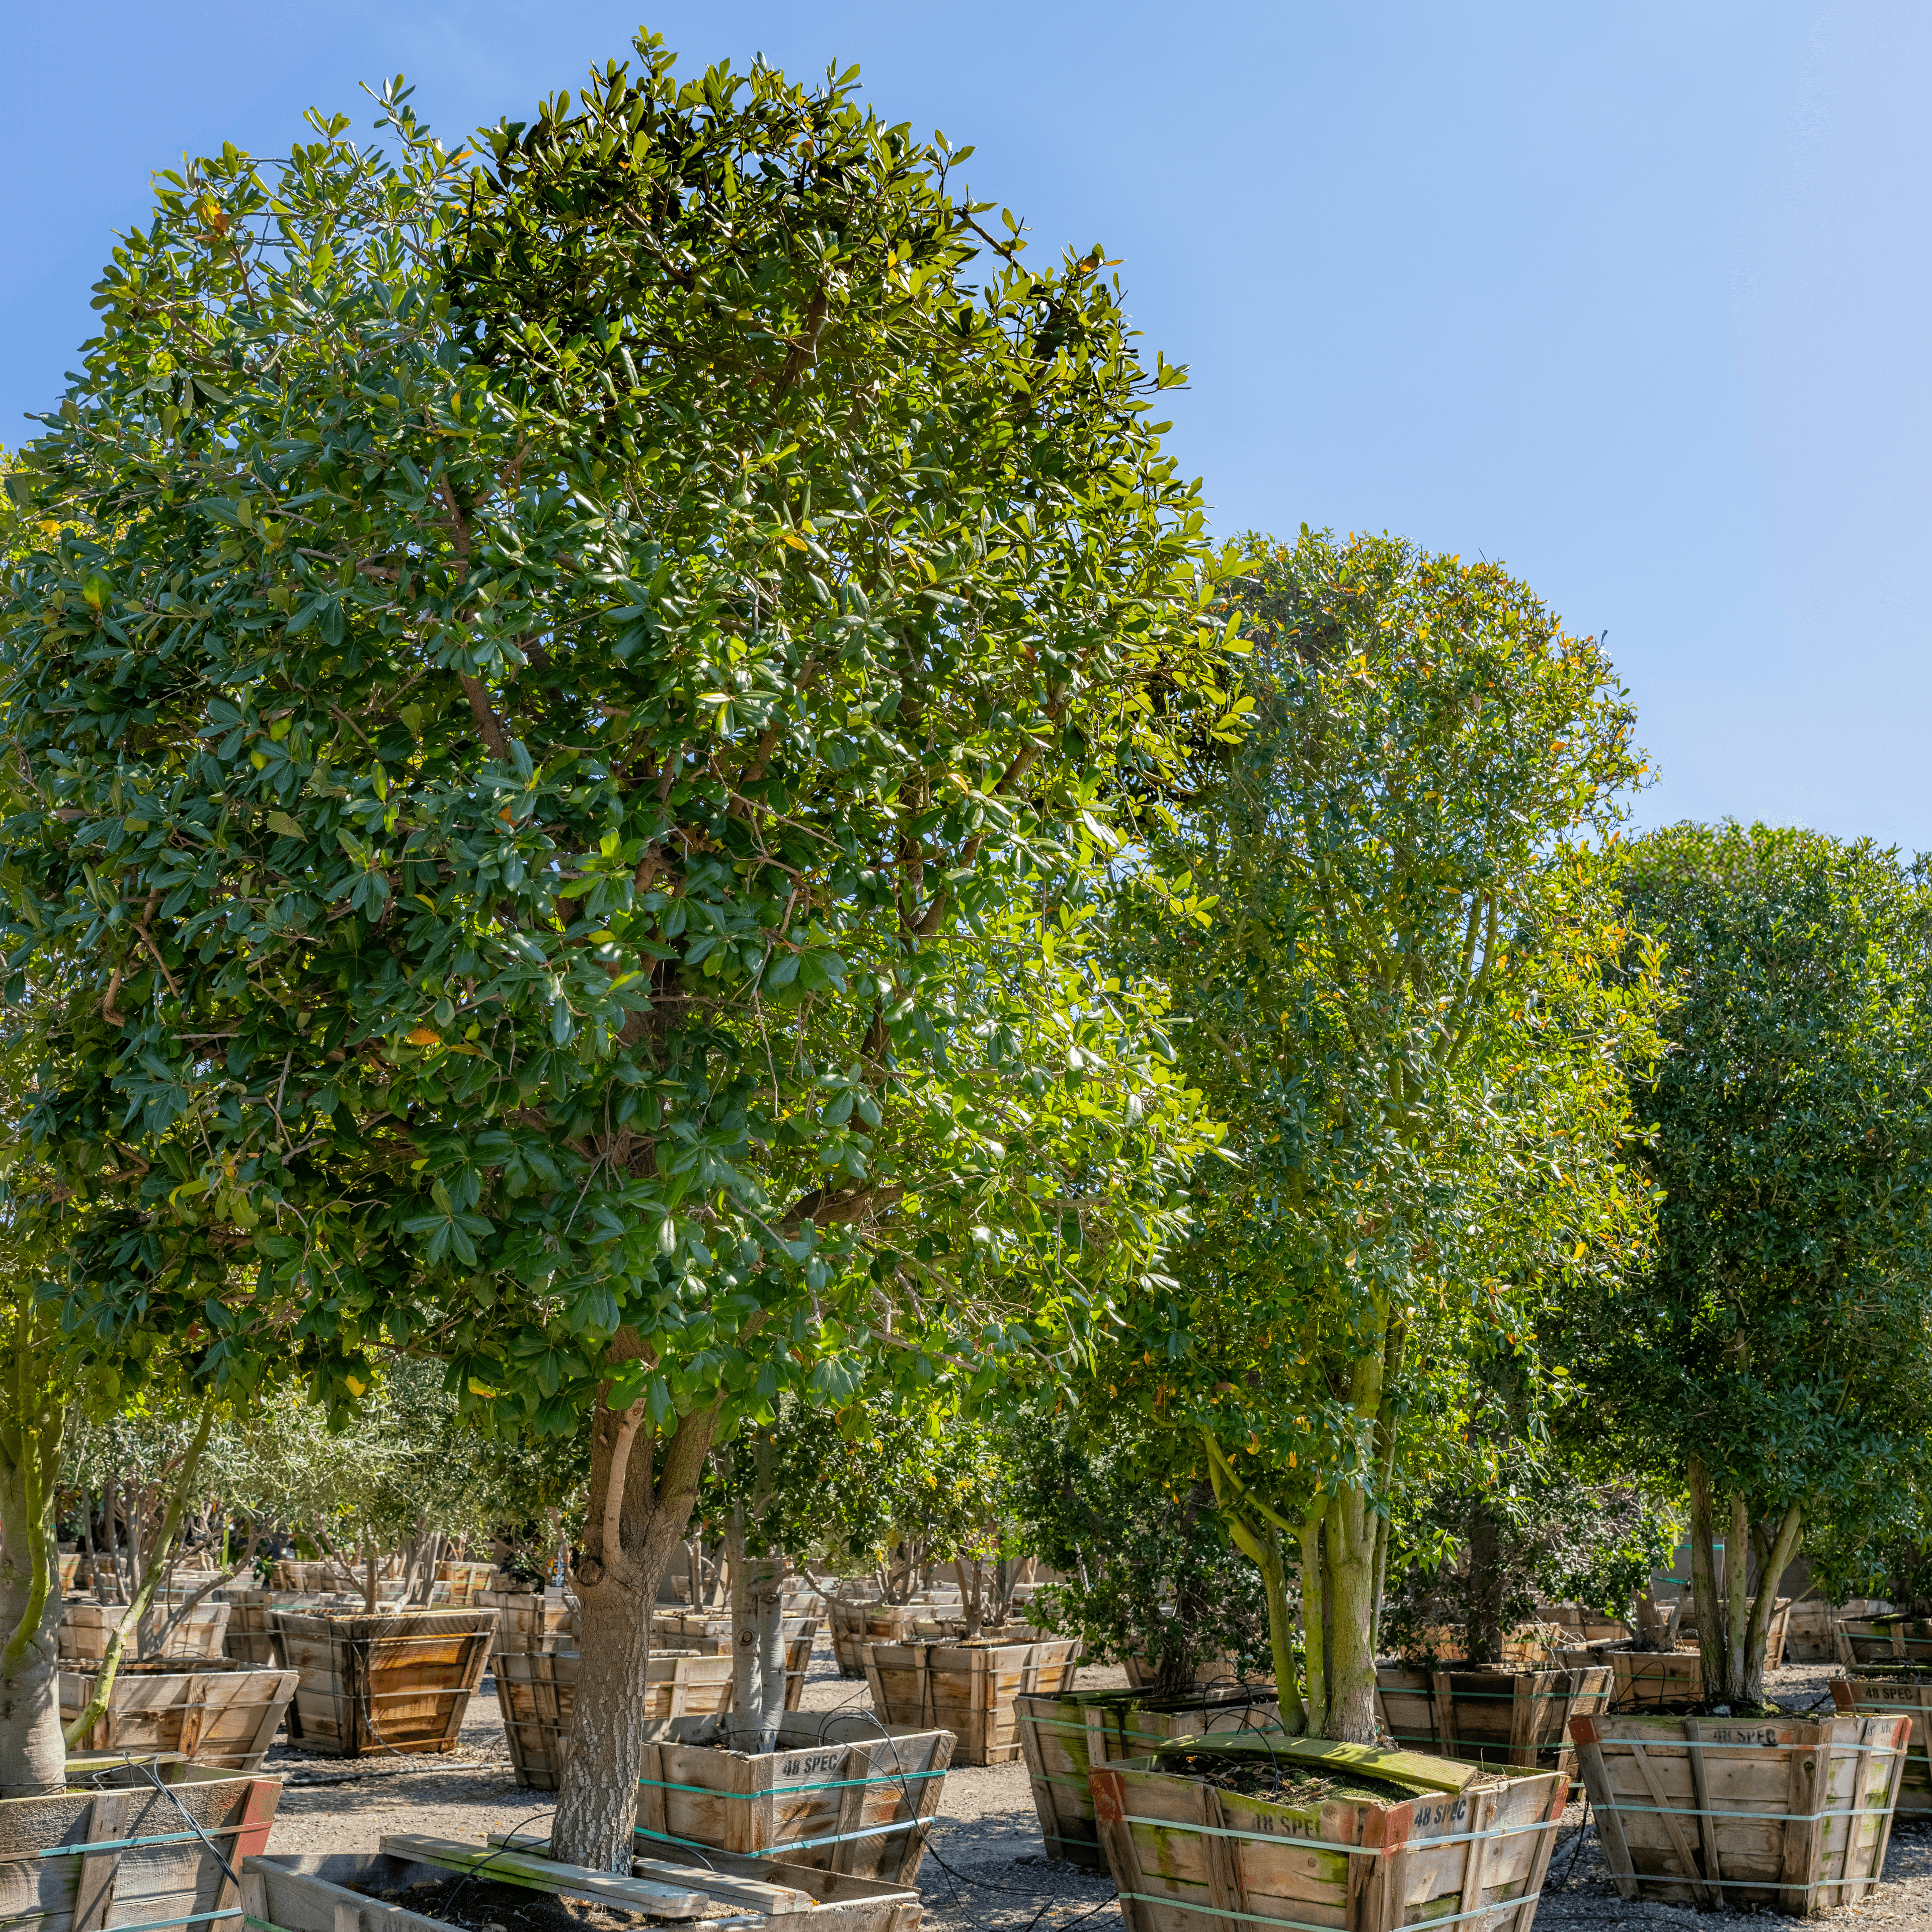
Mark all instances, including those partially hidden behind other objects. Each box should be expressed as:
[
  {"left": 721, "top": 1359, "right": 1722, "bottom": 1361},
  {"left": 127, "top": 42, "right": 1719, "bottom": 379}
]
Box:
[
  {"left": 380, "top": 1834, "right": 712, "bottom": 1919},
  {"left": 485, "top": 1831, "right": 817, "bottom": 1914}
]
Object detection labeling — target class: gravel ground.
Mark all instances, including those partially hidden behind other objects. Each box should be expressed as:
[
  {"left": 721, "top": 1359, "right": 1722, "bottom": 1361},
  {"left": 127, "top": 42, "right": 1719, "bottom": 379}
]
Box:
[{"left": 259, "top": 1641, "right": 1932, "bottom": 1930}]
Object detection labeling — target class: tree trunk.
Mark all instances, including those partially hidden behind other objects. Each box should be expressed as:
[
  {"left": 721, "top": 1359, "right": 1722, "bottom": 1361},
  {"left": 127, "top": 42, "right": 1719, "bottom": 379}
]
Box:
[
  {"left": 1741, "top": 1502, "right": 1803, "bottom": 1703},
  {"left": 1722, "top": 1492, "right": 1750, "bottom": 1702},
  {"left": 1297, "top": 1505, "right": 1330, "bottom": 1738},
  {"left": 1687, "top": 1457, "right": 1725, "bottom": 1702},
  {"left": 0, "top": 1406, "right": 67, "bottom": 1797},
  {"left": 1465, "top": 1509, "right": 1505, "bottom": 1667},
  {"left": 730, "top": 1436, "right": 786, "bottom": 1753},
  {"left": 1321, "top": 1486, "right": 1380, "bottom": 1743},
  {"left": 550, "top": 1365, "right": 719, "bottom": 1874}
]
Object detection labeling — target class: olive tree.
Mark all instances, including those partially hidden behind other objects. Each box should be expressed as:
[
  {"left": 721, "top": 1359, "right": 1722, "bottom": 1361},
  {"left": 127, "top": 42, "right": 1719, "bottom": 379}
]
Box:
[
  {"left": 1572, "top": 822, "right": 1932, "bottom": 1703},
  {"left": 1107, "top": 529, "right": 1664, "bottom": 1740},
  {"left": 0, "top": 39, "right": 1224, "bottom": 1861}
]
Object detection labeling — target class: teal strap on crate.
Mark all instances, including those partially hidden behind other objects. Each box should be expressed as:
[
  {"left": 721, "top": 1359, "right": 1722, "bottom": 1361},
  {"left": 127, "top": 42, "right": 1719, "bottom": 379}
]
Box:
[
  {"left": 633, "top": 1767, "right": 943, "bottom": 1799},
  {"left": 1116, "top": 1810, "right": 1560, "bottom": 1858},
  {"left": 634, "top": 1815, "right": 925, "bottom": 1858}
]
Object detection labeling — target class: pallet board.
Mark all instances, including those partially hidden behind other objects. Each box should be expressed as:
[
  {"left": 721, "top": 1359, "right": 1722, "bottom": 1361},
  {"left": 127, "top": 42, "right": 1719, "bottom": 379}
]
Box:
[
  {"left": 862, "top": 1637, "right": 1079, "bottom": 1766},
  {"left": 268, "top": 1606, "right": 496, "bottom": 1757},
  {"left": 487, "top": 1835, "right": 927, "bottom": 1932},
  {"left": 1569, "top": 1710, "right": 1910, "bottom": 1913}
]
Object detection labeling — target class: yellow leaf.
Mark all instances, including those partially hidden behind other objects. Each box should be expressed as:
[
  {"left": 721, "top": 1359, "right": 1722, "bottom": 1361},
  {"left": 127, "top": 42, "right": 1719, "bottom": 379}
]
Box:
[
  {"left": 407, "top": 1026, "right": 441, "bottom": 1046},
  {"left": 344, "top": 1375, "right": 365, "bottom": 1396},
  {"left": 778, "top": 529, "right": 809, "bottom": 550}
]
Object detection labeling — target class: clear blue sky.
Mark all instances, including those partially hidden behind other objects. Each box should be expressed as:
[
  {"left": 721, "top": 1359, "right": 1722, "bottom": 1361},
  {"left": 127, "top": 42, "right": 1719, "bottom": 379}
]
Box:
[{"left": 4, "top": 3, "right": 1920, "bottom": 844}]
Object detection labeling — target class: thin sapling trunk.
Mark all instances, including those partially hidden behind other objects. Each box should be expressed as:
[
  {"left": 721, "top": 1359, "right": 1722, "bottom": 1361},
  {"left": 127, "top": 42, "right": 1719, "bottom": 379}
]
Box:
[{"left": 62, "top": 1402, "right": 214, "bottom": 1752}]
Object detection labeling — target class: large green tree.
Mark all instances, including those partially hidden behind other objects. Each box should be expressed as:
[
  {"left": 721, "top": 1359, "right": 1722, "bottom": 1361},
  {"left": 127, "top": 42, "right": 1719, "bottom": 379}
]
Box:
[
  {"left": 0, "top": 41, "right": 1224, "bottom": 1858},
  {"left": 1107, "top": 529, "right": 1663, "bottom": 1740},
  {"left": 1574, "top": 822, "right": 1932, "bottom": 1702}
]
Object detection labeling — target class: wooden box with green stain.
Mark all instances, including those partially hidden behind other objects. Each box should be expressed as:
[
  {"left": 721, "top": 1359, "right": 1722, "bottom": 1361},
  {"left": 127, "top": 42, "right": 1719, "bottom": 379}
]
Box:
[
  {"left": 1015, "top": 1688, "right": 1282, "bottom": 1869},
  {"left": 1089, "top": 1734, "right": 1563, "bottom": 1932}
]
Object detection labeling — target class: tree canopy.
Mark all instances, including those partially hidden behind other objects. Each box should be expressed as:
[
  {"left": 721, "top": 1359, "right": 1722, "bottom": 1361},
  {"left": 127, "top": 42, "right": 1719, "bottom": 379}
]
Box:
[
  {"left": 1104, "top": 527, "right": 1664, "bottom": 1738},
  {"left": 0, "top": 37, "right": 1228, "bottom": 1860},
  {"left": 1572, "top": 820, "right": 1932, "bottom": 1699}
]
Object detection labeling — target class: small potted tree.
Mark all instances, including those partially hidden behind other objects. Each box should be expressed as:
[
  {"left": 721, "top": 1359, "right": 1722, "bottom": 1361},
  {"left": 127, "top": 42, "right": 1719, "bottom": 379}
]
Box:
[
  {"left": 1375, "top": 1400, "right": 1670, "bottom": 1782},
  {"left": 250, "top": 1365, "right": 501, "bottom": 1756},
  {"left": 1560, "top": 823, "right": 1932, "bottom": 1908},
  {"left": 1003, "top": 1404, "right": 1280, "bottom": 1867}
]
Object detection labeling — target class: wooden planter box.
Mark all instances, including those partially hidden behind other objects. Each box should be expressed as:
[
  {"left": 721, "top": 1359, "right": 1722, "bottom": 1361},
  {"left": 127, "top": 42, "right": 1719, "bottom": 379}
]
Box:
[
  {"left": 269, "top": 1605, "right": 496, "bottom": 1757},
  {"left": 1599, "top": 1644, "right": 1704, "bottom": 1710},
  {"left": 0, "top": 1764, "right": 279, "bottom": 1932},
  {"left": 654, "top": 1613, "right": 818, "bottom": 1712},
  {"left": 271, "top": 1557, "right": 403, "bottom": 1591},
  {"left": 1120, "top": 1653, "right": 1271, "bottom": 1695},
  {"left": 59, "top": 1600, "right": 230, "bottom": 1664},
  {"left": 862, "top": 1636, "right": 1079, "bottom": 1766},
  {"left": 828, "top": 1598, "right": 966, "bottom": 1677},
  {"left": 1839, "top": 1617, "right": 1932, "bottom": 1665},
  {"left": 1089, "top": 1735, "right": 1564, "bottom": 1932},
  {"left": 267, "top": 1833, "right": 925, "bottom": 1932},
  {"left": 477, "top": 1587, "right": 574, "bottom": 1657},
  {"left": 1375, "top": 1663, "right": 1612, "bottom": 1782},
  {"left": 1569, "top": 1709, "right": 1909, "bottom": 1913},
  {"left": 1015, "top": 1687, "right": 1282, "bottom": 1869},
  {"left": 60, "top": 1659, "right": 299, "bottom": 1773},
  {"left": 222, "top": 1590, "right": 358, "bottom": 1666},
  {"left": 432, "top": 1559, "right": 499, "bottom": 1606},
  {"left": 497, "top": 1647, "right": 736, "bottom": 1790},
  {"left": 624, "top": 1710, "right": 953, "bottom": 1881},
  {"left": 1831, "top": 1668, "right": 1932, "bottom": 1817}
]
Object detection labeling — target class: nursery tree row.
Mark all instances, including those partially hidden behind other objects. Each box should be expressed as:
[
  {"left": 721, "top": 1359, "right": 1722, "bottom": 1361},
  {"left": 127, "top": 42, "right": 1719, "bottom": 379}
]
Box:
[{"left": 4, "top": 21, "right": 1932, "bottom": 1854}]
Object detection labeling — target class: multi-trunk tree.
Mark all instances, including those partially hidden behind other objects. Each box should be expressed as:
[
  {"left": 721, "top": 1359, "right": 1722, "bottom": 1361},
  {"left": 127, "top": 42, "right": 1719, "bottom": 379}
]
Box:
[
  {"left": 1572, "top": 822, "right": 1932, "bottom": 1703},
  {"left": 0, "top": 38, "right": 1225, "bottom": 1857},
  {"left": 1106, "top": 528, "right": 1664, "bottom": 1740}
]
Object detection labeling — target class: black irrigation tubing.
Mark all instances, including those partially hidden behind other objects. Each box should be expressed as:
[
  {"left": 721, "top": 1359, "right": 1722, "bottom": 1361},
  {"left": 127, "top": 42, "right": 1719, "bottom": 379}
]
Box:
[
  {"left": 435, "top": 1806, "right": 557, "bottom": 1915},
  {"left": 805, "top": 1677, "right": 1120, "bottom": 1918}
]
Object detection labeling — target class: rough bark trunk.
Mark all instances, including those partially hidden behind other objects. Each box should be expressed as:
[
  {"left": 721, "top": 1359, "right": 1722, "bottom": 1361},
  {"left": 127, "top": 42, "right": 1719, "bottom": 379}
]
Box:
[
  {"left": 1465, "top": 1509, "right": 1505, "bottom": 1667},
  {"left": 550, "top": 1363, "right": 719, "bottom": 1874},
  {"left": 0, "top": 1405, "right": 66, "bottom": 1797},
  {"left": 1687, "top": 1457, "right": 1724, "bottom": 1700}
]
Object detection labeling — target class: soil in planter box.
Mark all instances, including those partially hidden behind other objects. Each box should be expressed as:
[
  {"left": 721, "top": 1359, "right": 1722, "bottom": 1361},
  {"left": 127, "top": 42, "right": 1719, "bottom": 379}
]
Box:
[
  {"left": 1608, "top": 1697, "right": 1787, "bottom": 1720},
  {"left": 361, "top": 1874, "right": 737, "bottom": 1931},
  {"left": 1155, "top": 1747, "right": 1417, "bottom": 1809}
]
